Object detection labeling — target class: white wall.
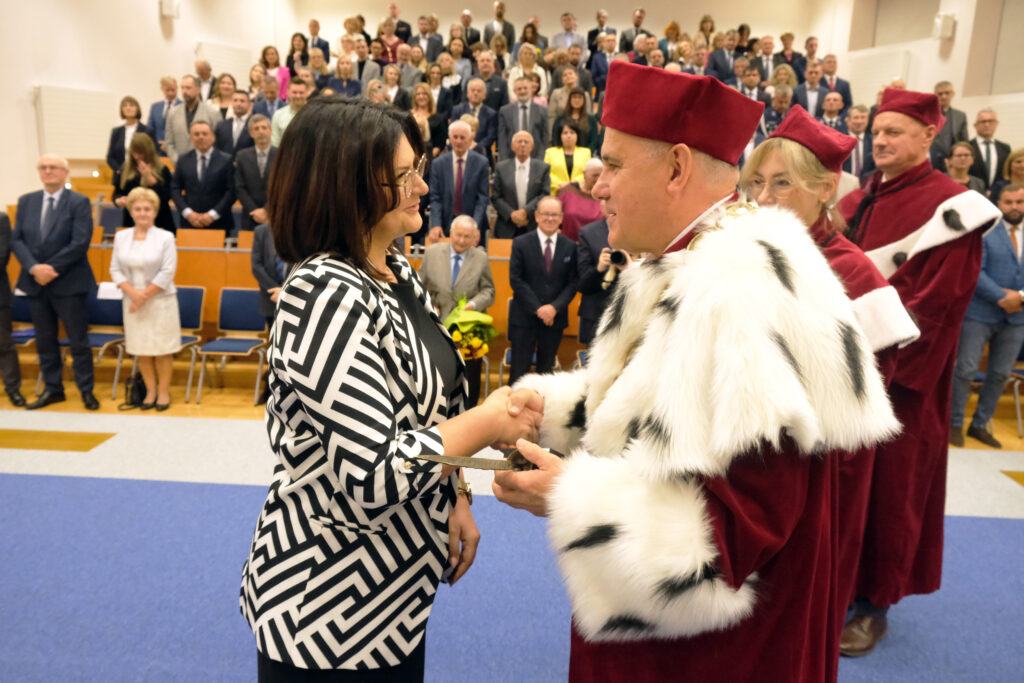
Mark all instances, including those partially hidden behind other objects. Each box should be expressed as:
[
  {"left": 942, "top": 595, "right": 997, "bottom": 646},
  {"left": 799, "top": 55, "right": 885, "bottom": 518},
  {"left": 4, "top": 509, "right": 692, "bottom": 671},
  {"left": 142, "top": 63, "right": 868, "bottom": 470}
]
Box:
[{"left": 0, "top": 0, "right": 295, "bottom": 205}]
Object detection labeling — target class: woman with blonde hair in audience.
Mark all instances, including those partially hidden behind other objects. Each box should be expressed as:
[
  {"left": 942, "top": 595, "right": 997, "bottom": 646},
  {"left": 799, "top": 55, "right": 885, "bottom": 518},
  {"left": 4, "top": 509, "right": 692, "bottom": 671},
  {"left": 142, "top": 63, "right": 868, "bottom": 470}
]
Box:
[
  {"left": 448, "top": 23, "right": 465, "bottom": 44},
  {"left": 552, "top": 88, "right": 598, "bottom": 154},
  {"left": 409, "top": 44, "right": 428, "bottom": 72},
  {"left": 489, "top": 33, "right": 510, "bottom": 72},
  {"left": 676, "top": 40, "right": 695, "bottom": 68},
  {"left": 207, "top": 73, "right": 237, "bottom": 120},
  {"left": 512, "top": 23, "right": 541, "bottom": 65},
  {"left": 308, "top": 48, "right": 331, "bottom": 91},
  {"left": 286, "top": 32, "right": 309, "bottom": 76},
  {"left": 660, "top": 22, "right": 682, "bottom": 61},
  {"left": 247, "top": 64, "right": 266, "bottom": 101},
  {"left": 332, "top": 33, "right": 357, "bottom": 62},
  {"left": 545, "top": 120, "right": 592, "bottom": 196},
  {"left": 697, "top": 14, "right": 715, "bottom": 46},
  {"left": 381, "top": 64, "right": 412, "bottom": 110},
  {"left": 410, "top": 83, "right": 445, "bottom": 157},
  {"left": 424, "top": 62, "right": 456, "bottom": 117},
  {"left": 547, "top": 69, "right": 591, "bottom": 132},
  {"left": 946, "top": 142, "right": 987, "bottom": 193},
  {"left": 507, "top": 43, "right": 548, "bottom": 101},
  {"left": 105, "top": 96, "right": 155, "bottom": 173},
  {"left": 365, "top": 78, "right": 390, "bottom": 105},
  {"left": 377, "top": 17, "right": 402, "bottom": 62},
  {"left": 991, "top": 148, "right": 1024, "bottom": 201},
  {"left": 113, "top": 133, "right": 174, "bottom": 233},
  {"left": 767, "top": 64, "right": 799, "bottom": 95},
  {"left": 557, "top": 157, "right": 604, "bottom": 242},
  {"left": 710, "top": 32, "right": 726, "bottom": 51},
  {"left": 260, "top": 45, "right": 290, "bottom": 100},
  {"left": 327, "top": 54, "right": 362, "bottom": 97},
  {"left": 448, "top": 37, "right": 474, "bottom": 84},
  {"left": 110, "top": 187, "right": 181, "bottom": 411},
  {"left": 436, "top": 52, "right": 464, "bottom": 95}
]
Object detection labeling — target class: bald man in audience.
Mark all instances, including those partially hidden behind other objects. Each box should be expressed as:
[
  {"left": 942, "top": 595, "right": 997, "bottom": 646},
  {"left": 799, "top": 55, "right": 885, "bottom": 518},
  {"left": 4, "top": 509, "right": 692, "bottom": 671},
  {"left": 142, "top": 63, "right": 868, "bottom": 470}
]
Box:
[{"left": 493, "top": 130, "right": 551, "bottom": 238}]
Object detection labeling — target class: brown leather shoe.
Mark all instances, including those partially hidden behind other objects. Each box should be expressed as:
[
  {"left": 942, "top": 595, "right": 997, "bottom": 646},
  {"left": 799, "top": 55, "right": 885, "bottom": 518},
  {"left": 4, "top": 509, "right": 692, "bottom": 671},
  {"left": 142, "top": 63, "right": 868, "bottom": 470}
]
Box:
[{"left": 840, "top": 614, "right": 888, "bottom": 657}]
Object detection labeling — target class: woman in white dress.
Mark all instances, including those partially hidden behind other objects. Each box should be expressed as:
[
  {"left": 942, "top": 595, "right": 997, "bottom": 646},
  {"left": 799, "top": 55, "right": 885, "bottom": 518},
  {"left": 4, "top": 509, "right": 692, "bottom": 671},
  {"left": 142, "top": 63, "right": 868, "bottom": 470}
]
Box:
[{"left": 110, "top": 187, "right": 181, "bottom": 410}]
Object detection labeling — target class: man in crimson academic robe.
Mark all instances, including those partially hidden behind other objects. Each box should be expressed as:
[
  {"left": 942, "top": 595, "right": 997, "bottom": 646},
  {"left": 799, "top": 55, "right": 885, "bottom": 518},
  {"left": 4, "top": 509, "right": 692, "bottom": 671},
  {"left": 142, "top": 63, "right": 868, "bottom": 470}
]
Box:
[
  {"left": 838, "top": 88, "right": 1000, "bottom": 656},
  {"left": 491, "top": 62, "right": 901, "bottom": 683}
]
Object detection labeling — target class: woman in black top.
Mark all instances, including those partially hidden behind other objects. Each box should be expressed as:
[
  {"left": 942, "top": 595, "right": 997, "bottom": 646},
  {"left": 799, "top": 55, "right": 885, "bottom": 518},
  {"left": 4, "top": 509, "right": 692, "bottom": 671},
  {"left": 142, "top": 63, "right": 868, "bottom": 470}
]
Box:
[
  {"left": 111, "top": 133, "right": 175, "bottom": 233},
  {"left": 286, "top": 32, "right": 309, "bottom": 77}
]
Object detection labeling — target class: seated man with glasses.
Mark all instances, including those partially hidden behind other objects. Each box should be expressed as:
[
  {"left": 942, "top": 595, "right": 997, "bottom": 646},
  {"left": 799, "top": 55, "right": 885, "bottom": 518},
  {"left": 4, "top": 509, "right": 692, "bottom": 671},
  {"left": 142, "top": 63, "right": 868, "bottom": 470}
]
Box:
[{"left": 507, "top": 196, "right": 579, "bottom": 384}]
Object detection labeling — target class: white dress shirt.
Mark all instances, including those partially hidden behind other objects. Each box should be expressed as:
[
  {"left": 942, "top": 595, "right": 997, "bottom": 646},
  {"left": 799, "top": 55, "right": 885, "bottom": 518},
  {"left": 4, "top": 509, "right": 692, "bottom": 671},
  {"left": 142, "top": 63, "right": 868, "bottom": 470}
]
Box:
[
  {"left": 515, "top": 159, "right": 529, "bottom": 209},
  {"left": 806, "top": 88, "right": 820, "bottom": 116}
]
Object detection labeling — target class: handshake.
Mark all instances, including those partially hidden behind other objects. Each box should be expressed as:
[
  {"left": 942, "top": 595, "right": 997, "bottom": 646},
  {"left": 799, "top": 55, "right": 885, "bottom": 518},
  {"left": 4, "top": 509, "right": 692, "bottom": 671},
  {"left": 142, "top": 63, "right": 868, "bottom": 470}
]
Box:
[{"left": 481, "top": 385, "right": 545, "bottom": 449}]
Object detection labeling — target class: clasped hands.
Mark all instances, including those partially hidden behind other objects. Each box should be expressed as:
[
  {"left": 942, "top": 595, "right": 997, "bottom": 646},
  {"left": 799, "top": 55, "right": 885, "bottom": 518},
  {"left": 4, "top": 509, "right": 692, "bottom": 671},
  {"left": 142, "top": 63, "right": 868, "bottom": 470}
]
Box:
[
  {"left": 186, "top": 211, "right": 215, "bottom": 228},
  {"left": 30, "top": 264, "right": 59, "bottom": 286},
  {"left": 998, "top": 288, "right": 1023, "bottom": 313}
]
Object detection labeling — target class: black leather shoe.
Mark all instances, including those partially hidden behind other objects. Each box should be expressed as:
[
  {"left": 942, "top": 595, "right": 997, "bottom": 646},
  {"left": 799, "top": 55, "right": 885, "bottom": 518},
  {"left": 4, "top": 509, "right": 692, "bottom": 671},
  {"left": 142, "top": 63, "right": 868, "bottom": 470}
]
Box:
[
  {"left": 140, "top": 401, "right": 156, "bottom": 411},
  {"left": 6, "top": 389, "right": 26, "bottom": 407},
  {"left": 25, "top": 389, "right": 66, "bottom": 410},
  {"left": 949, "top": 426, "right": 964, "bottom": 448},
  {"left": 155, "top": 402, "right": 170, "bottom": 412},
  {"left": 966, "top": 424, "right": 1001, "bottom": 448},
  {"left": 82, "top": 392, "right": 100, "bottom": 411}
]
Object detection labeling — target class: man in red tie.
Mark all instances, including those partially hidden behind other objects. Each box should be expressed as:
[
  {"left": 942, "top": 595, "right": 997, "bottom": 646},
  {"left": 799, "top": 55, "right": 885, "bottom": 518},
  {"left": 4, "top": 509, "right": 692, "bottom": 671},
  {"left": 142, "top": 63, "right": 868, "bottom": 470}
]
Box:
[
  {"left": 427, "top": 120, "right": 490, "bottom": 243},
  {"left": 493, "top": 62, "right": 901, "bottom": 683},
  {"left": 838, "top": 88, "right": 1000, "bottom": 656}
]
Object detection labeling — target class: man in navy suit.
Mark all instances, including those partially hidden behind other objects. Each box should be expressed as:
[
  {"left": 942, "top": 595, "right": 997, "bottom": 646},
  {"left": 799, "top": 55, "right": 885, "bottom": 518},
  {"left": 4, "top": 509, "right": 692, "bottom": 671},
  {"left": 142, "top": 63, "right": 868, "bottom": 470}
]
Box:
[
  {"left": 969, "top": 108, "right": 1012, "bottom": 192},
  {"left": 413, "top": 15, "right": 444, "bottom": 62},
  {"left": 507, "top": 196, "right": 579, "bottom": 384},
  {"left": 590, "top": 32, "right": 617, "bottom": 94},
  {"left": 586, "top": 10, "right": 615, "bottom": 68},
  {"left": 844, "top": 105, "right": 876, "bottom": 178},
  {"left": 817, "top": 92, "right": 849, "bottom": 134},
  {"left": 950, "top": 186, "right": 1024, "bottom": 448},
  {"left": 476, "top": 51, "right": 509, "bottom": 113},
  {"left": 11, "top": 155, "right": 98, "bottom": 410},
  {"left": 450, "top": 79, "right": 497, "bottom": 154},
  {"left": 821, "top": 54, "right": 852, "bottom": 113},
  {"left": 428, "top": 121, "right": 490, "bottom": 242},
  {"left": 708, "top": 30, "right": 740, "bottom": 82},
  {"left": 308, "top": 19, "right": 330, "bottom": 66},
  {"left": 214, "top": 92, "right": 254, "bottom": 158},
  {"left": 791, "top": 60, "right": 829, "bottom": 118},
  {"left": 252, "top": 76, "right": 287, "bottom": 119},
  {"left": 734, "top": 66, "right": 771, "bottom": 106},
  {"left": 681, "top": 46, "right": 708, "bottom": 76},
  {"left": 171, "top": 122, "right": 235, "bottom": 232},
  {"left": 148, "top": 76, "right": 181, "bottom": 153}
]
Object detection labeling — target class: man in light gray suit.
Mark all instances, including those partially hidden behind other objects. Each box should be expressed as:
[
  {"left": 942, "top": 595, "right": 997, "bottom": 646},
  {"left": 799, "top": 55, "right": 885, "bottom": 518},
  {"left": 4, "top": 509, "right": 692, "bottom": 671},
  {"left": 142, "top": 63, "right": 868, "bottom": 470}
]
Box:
[
  {"left": 395, "top": 43, "right": 423, "bottom": 89},
  {"left": 930, "top": 80, "right": 969, "bottom": 172},
  {"left": 498, "top": 76, "right": 549, "bottom": 161},
  {"left": 353, "top": 37, "right": 381, "bottom": 93},
  {"left": 417, "top": 216, "right": 495, "bottom": 406},
  {"left": 164, "top": 74, "right": 223, "bottom": 163},
  {"left": 492, "top": 131, "right": 550, "bottom": 238}
]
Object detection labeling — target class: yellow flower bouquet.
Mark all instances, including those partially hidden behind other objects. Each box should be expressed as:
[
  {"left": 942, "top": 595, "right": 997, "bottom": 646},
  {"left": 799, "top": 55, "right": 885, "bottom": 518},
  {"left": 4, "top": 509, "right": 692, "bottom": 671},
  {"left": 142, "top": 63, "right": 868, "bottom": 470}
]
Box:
[{"left": 444, "top": 297, "right": 498, "bottom": 362}]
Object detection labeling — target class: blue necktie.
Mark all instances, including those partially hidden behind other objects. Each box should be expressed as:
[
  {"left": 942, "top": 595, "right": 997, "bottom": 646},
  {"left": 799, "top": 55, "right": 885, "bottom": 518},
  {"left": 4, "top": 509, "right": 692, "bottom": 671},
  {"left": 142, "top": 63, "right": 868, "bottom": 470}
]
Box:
[
  {"left": 275, "top": 255, "right": 287, "bottom": 283},
  {"left": 452, "top": 253, "right": 462, "bottom": 285}
]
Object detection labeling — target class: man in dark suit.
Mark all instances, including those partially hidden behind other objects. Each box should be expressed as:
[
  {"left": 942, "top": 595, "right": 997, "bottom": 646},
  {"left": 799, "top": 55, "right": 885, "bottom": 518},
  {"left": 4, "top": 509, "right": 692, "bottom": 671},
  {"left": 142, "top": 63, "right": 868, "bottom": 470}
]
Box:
[
  {"left": 148, "top": 76, "right": 181, "bottom": 154},
  {"left": 106, "top": 118, "right": 155, "bottom": 173},
  {"left": 576, "top": 218, "right": 628, "bottom": 345},
  {"left": 459, "top": 9, "right": 481, "bottom": 45},
  {"left": 214, "top": 92, "right": 254, "bottom": 158},
  {"left": 818, "top": 92, "right": 849, "bottom": 134},
  {"left": 0, "top": 212, "right": 24, "bottom": 406},
  {"left": 929, "top": 81, "right": 969, "bottom": 172},
  {"left": 475, "top": 51, "right": 510, "bottom": 112},
  {"left": 792, "top": 60, "right": 829, "bottom": 118},
  {"left": 508, "top": 196, "right": 579, "bottom": 384},
  {"left": 969, "top": 108, "right": 1011, "bottom": 192},
  {"left": 171, "top": 122, "right": 235, "bottom": 232},
  {"left": 708, "top": 30, "right": 740, "bottom": 82},
  {"left": 413, "top": 16, "right": 443, "bottom": 62},
  {"left": 586, "top": 10, "right": 615, "bottom": 68},
  {"left": 387, "top": 2, "right": 411, "bottom": 43},
  {"left": 235, "top": 115, "right": 275, "bottom": 231},
  {"left": 844, "top": 105, "right": 876, "bottom": 178},
  {"left": 619, "top": 8, "right": 649, "bottom": 54},
  {"left": 450, "top": 79, "right": 498, "bottom": 155},
  {"left": 395, "top": 44, "right": 423, "bottom": 89},
  {"left": 498, "top": 77, "right": 549, "bottom": 161},
  {"left": 483, "top": 1, "right": 516, "bottom": 52},
  {"left": 753, "top": 36, "right": 776, "bottom": 85},
  {"left": 950, "top": 185, "right": 1024, "bottom": 448},
  {"left": 11, "top": 156, "right": 98, "bottom": 410},
  {"left": 681, "top": 46, "right": 709, "bottom": 76},
  {"left": 551, "top": 46, "right": 594, "bottom": 93},
  {"left": 428, "top": 121, "right": 490, "bottom": 242},
  {"left": 774, "top": 32, "right": 804, "bottom": 82},
  {"left": 734, "top": 66, "right": 771, "bottom": 106},
  {"left": 195, "top": 60, "right": 216, "bottom": 100},
  {"left": 821, "top": 54, "right": 853, "bottom": 113},
  {"left": 252, "top": 76, "right": 287, "bottom": 119},
  {"left": 250, "top": 222, "right": 285, "bottom": 327},
  {"left": 493, "top": 131, "right": 550, "bottom": 238},
  {"left": 308, "top": 19, "right": 330, "bottom": 66},
  {"left": 590, "top": 32, "right": 618, "bottom": 94}
]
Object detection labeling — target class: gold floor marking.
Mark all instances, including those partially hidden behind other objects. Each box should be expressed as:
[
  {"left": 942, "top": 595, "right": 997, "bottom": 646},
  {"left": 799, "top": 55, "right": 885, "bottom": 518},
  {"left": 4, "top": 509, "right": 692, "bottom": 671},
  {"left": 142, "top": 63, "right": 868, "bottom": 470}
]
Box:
[
  {"left": 1002, "top": 471, "right": 1024, "bottom": 488},
  {"left": 0, "top": 429, "right": 116, "bottom": 452}
]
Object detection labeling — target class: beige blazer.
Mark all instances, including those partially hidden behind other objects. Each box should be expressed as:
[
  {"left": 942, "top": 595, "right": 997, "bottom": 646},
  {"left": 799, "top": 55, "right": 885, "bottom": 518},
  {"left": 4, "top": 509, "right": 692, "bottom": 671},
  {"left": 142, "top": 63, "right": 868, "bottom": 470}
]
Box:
[
  {"left": 164, "top": 100, "right": 223, "bottom": 163},
  {"left": 417, "top": 243, "right": 496, "bottom": 319}
]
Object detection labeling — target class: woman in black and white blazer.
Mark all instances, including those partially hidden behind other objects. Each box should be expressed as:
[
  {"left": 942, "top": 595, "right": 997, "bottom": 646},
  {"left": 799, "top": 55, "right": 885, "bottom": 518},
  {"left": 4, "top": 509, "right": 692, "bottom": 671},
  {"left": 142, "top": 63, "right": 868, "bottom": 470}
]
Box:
[{"left": 239, "top": 96, "right": 542, "bottom": 681}]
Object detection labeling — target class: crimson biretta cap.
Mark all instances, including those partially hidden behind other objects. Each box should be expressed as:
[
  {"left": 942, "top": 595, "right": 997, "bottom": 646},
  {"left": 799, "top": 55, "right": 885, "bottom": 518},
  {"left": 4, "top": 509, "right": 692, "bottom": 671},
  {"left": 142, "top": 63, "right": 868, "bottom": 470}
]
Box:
[
  {"left": 769, "top": 105, "right": 856, "bottom": 174},
  {"left": 601, "top": 61, "right": 764, "bottom": 165},
  {"left": 875, "top": 88, "right": 946, "bottom": 130}
]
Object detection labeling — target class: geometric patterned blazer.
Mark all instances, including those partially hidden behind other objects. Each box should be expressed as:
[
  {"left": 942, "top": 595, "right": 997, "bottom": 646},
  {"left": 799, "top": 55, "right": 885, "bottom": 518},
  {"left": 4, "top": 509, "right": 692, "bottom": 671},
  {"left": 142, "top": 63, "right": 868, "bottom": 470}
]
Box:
[{"left": 240, "top": 252, "right": 466, "bottom": 669}]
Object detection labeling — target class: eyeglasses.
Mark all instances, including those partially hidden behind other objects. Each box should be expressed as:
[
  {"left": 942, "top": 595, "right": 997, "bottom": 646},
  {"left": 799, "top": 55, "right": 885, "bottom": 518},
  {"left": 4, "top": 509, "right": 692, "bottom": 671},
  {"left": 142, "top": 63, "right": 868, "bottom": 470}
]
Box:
[
  {"left": 536, "top": 211, "right": 562, "bottom": 219},
  {"left": 744, "top": 177, "right": 794, "bottom": 198},
  {"left": 385, "top": 155, "right": 427, "bottom": 198}
]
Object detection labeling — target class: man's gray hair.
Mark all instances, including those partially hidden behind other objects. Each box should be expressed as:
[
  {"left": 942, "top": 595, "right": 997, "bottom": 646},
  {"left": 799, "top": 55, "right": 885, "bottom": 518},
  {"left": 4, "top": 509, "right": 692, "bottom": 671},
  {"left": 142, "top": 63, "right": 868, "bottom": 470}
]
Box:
[
  {"left": 583, "top": 158, "right": 604, "bottom": 174},
  {"left": 448, "top": 120, "right": 472, "bottom": 136},
  {"left": 774, "top": 84, "right": 793, "bottom": 99},
  {"left": 248, "top": 113, "right": 270, "bottom": 129},
  {"left": 451, "top": 215, "right": 479, "bottom": 232}
]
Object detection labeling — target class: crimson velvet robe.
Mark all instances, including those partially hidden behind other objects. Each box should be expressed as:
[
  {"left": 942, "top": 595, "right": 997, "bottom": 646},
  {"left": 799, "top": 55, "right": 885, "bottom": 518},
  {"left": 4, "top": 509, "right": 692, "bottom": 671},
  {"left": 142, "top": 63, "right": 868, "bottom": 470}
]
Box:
[{"left": 839, "top": 161, "right": 985, "bottom": 607}]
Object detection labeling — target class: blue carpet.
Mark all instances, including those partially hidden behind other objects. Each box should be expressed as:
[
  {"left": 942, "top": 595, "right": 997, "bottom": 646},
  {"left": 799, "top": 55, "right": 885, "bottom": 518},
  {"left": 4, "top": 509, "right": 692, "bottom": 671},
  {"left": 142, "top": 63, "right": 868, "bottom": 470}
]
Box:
[{"left": 0, "top": 473, "right": 1020, "bottom": 682}]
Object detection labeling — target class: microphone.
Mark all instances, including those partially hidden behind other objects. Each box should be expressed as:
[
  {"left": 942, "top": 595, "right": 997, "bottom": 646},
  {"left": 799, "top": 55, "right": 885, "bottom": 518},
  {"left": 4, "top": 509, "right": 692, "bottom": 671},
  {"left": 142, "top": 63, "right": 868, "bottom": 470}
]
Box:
[{"left": 602, "top": 250, "right": 628, "bottom": 290}]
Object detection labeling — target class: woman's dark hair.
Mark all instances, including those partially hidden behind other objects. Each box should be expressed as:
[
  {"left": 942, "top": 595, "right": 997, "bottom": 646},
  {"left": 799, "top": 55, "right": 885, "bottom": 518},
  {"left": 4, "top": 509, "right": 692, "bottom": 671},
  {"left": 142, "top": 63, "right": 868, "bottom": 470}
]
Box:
[
  {"left": 269, "top": 96, "right": 425, "bottom": 278},
  {"left": 520, "top": 23, "right": 538, "bottom": 44},
  {"left": 564, "top": 88, "right": 589, "bottom": 134},
  {"left": 559, "top": 119, "right": 580, "bottom": 146},
  {"left": 290, "top": 32, "right": 309, "bottom": 58},
  {"left": 119, "top": 95, "right": 142, "bottom": 120}
]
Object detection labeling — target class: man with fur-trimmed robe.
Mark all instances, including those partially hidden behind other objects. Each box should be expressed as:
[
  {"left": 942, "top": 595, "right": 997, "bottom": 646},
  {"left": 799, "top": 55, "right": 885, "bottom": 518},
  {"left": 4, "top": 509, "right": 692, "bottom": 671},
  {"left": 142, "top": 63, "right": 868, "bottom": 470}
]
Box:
[
  {"left": 493, "top": 62, "right": 902, "bottom": 683},
  {"left": 837, "top": 89, "right": 1000, "bottom": 656}
]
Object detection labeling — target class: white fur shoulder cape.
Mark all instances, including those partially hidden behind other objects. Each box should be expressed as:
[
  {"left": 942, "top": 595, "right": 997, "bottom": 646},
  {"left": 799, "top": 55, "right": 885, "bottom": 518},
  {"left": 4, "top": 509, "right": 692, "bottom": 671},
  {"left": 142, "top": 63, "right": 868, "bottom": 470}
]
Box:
[{"left": 515, "top": 205, "right": 900, "bottom": 642}]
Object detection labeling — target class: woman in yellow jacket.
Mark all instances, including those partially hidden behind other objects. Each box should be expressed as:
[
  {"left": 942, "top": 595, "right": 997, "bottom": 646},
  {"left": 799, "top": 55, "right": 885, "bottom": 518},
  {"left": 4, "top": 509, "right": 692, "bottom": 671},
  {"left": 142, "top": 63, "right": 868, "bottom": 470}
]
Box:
[{"left": 544, "top": 120, "right": 592, "bottom": 195}]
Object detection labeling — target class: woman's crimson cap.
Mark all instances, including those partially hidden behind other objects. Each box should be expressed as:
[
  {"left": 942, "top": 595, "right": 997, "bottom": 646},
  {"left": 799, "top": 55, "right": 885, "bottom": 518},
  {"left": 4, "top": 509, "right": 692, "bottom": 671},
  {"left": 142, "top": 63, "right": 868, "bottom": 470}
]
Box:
[{"left": 769, "top": 105, "right": 856, "bottom": 173}]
